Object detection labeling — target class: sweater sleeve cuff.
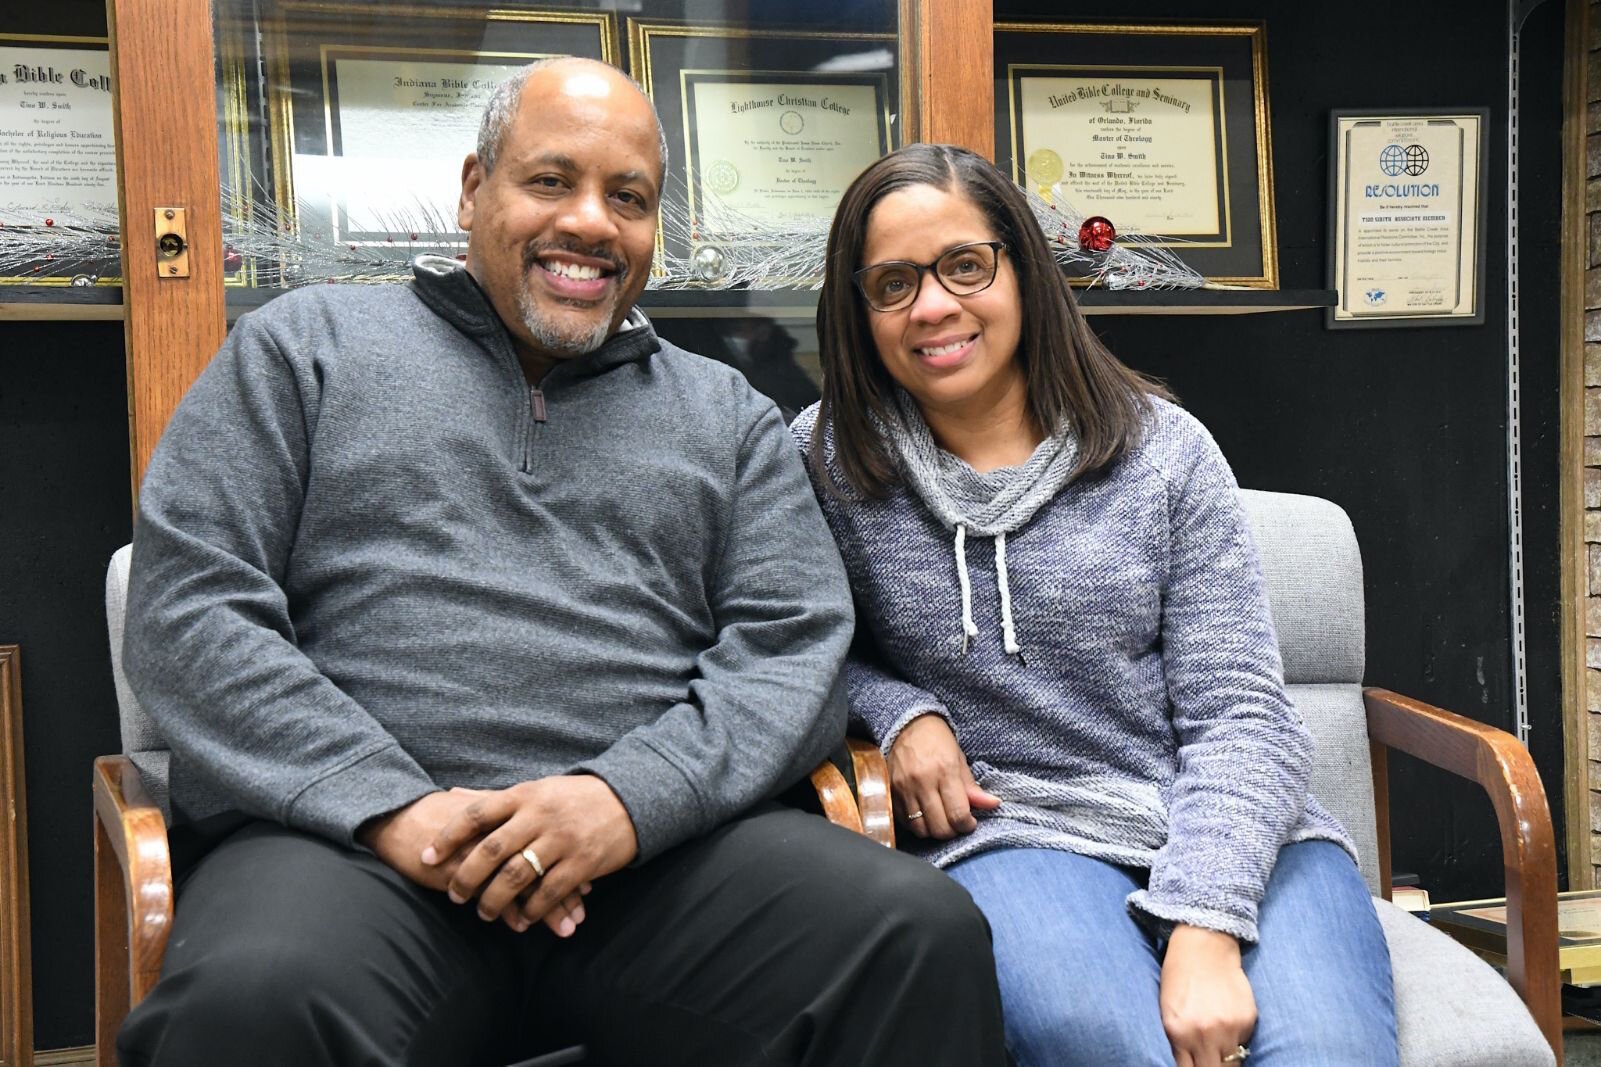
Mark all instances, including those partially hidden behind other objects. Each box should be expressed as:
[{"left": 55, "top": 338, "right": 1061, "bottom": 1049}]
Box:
[
  {"left": 878, "top": 702, "right": 951, "bottom": 755},
  {"left": 285, "top": 743, "right": 437, "bottom": 848},
  {"left": 576, "top": 736, "right": 708, "bottom": 863},
  {"left": 1125, "top": 888, "right": 1260, "bottom": 945}
]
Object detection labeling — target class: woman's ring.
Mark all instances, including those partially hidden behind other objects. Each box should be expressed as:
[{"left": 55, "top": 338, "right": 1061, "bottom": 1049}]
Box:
[
  {"left": 906, "top": 810, "right": 925, "bottom": 820},
  {"left": 521, "top": 846, "right": 545, "bottom": 878},
  {"left": 1223, "top": 1046, "right": 1249, "bottom": 1064}
]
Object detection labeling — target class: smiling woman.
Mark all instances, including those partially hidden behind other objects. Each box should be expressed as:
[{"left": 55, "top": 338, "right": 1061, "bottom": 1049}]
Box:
[{"left": 792, "top": 142, "right": 1402, "bottom": 1067}]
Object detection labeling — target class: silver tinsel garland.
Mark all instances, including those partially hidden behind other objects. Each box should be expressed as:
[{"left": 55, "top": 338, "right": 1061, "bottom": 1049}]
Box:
[{"left": 0, "top": 175, "right": 1208, "bottom": 292}]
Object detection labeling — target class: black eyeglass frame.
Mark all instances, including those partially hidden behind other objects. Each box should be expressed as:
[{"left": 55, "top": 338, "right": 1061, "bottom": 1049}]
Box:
[{"left": 852, "top": 240, "right": 1009, "bottom": 312}]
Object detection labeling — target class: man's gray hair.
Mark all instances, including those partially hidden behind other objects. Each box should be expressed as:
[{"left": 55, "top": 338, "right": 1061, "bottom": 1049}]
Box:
[{"left": 475, "top": 57, "right": 669, "bottom": 177}]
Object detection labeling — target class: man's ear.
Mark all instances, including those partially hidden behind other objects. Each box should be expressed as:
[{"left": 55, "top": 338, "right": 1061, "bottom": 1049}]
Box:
[{"left": 458, "top": 154, "right": 483, "bottom": 231}]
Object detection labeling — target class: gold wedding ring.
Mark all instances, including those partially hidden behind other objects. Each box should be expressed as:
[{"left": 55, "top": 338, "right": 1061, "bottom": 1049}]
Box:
[{"left": 521, "top": 846, "right": 546, "bottom": 878}]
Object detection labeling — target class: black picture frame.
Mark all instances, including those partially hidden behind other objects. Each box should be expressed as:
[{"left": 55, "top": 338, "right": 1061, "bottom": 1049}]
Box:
[
  {"left": 628, "top": 20, "right": 899, "bottom": 288},
  {"left": 217, "top": 1, "right": 617, "bottom": 286},
  {"left": 994, "top": 20, "right": 1277, "bottom": 288}
]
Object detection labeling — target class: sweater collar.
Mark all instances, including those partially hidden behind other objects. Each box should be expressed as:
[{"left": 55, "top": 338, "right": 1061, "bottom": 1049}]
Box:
[
  {"left": 877, "top": 390, "right": 1079, "bottom": 663},
  {"left": 408, "top": 254, "right": 660, "bottom": 380}
]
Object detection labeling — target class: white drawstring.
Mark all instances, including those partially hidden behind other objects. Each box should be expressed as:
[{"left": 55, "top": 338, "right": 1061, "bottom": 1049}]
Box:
[
  {"left": 995, "top": 531, "right": 1021, "bottom": 657},
  {"left": 955, "top": 525, "right": 1023, "bottom": 660},
  {"left": 954, "top": 524, "right": 980, "bottom": 653}
]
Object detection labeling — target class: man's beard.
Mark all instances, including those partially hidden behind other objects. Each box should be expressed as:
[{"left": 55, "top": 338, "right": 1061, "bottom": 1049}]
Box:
[{"left": 517, "top": 243, "right": 626, "bottom": 357}]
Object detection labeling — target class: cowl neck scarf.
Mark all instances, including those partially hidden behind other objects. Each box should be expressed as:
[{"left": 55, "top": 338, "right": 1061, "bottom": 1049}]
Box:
[{"left": 876, "top": 388, "right": 1079, "bottom": 659}]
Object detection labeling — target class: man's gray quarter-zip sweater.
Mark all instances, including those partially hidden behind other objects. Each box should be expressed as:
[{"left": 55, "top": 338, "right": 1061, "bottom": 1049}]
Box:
[{"left": 124, "top": 256, "right": 853, "bottom": 859}]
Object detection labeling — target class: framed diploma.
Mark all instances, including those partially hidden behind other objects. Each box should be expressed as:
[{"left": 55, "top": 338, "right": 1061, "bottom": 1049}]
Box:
[
  {"left": 629, "top": 21, "right": 898, "bottom": 287},
  {"left": 1328, "top": 109, "right": 1487, "bottom": 328},
  {"left": 994, "top": 21, "right": 1278, "bottom": 288},
  {"left": 220, "top": 2, "right": 617, "bottom": 285},
  {"left": 0, "top": 33, "right": 119, "bottom": 287}
]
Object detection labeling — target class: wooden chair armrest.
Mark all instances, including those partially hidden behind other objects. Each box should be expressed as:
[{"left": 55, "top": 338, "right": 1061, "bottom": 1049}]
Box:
[
  {"left": 806, "top": 741, "right": 898, "bottom": 847},
  {"left": 809, "top": 757, "right": 864, "bottom": 835},
  {"left": 93, "top": 756, "right": 173, "bottom": 1007},
  {"left": 1363, "top": 687, "right": 1560, "bottom": 1060},
  {"left": 845, "top": 739, "right": 894, "bottom": 848}
]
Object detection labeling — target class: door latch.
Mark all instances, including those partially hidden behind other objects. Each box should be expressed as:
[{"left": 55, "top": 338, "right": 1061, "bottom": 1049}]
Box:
[{"left": 154, "top": 207, "right": 190, "bottom": 278}]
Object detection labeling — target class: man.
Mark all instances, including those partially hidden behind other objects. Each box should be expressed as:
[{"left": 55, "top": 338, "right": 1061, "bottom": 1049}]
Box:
[{"left": 117, "top": 58, "right": 1007, "bottom": 1066}]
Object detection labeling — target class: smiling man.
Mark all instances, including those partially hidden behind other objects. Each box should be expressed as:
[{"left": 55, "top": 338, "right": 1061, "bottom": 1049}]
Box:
[{"left": 115, "top": 58, "right": 1007, "bottom": 1067}]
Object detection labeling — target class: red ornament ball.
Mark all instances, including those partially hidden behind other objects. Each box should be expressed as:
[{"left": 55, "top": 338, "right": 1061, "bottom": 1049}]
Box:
[
  {"left": 1077, "top": 216, "right": 1116, "bottom": 253},
  {"left": 43, "top": 217, "right": 54, "bottom": 227}
]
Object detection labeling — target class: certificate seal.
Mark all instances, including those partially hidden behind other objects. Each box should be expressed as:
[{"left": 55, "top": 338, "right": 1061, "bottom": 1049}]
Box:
[
  {"left": 780, "top": 110, "right": 805, "bottom": 135},
  {"left": 705, "top": 159, "right": 739, "bottom": 196},
  {"left": 1026, "top": 148, "right": 1064, "bottom": 185}
]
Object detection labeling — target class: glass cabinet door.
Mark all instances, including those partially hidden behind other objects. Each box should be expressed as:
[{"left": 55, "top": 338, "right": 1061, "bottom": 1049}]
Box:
[{"left": 210, "top": 0, "right": 905, "bottom": 416}]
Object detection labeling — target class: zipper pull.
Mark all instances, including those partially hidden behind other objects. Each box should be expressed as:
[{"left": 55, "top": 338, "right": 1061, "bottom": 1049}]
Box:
[{"left": 530, "top": 388, "right": 547, "bottom": 423}]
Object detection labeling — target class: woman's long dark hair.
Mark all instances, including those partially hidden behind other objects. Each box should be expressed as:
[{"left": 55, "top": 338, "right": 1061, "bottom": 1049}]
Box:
[{"left": 812, "top": 143, "right": 1168, "bottom": 498}]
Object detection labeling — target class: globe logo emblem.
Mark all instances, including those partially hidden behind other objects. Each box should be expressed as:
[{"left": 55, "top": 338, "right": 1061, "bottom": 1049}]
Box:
[{"left": 1379, "top": 143, "right": 1430, "bottom": 176}]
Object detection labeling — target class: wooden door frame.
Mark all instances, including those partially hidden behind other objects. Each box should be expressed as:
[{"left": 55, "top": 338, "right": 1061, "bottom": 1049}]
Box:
[
  {"left": 106, "top": 0, "right": 227, "bottom": 495},
  {"left": 903, "top": 0, "right": 994, "bottom": 157}
]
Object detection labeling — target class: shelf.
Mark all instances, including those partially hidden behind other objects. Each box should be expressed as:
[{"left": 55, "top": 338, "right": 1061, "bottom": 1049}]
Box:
[
  {"left": 0, "top": 286, "right": 1338, "bottom": 323},
  {"left": 0, "top": 286, "right": 123, "bottom": 321},
  {"left": 1076, "top": 288, "right": 1337, "bottom": 315}
]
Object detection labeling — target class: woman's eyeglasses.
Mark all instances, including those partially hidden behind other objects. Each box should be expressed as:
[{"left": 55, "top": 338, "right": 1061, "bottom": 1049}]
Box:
[{"left": 852, "top": 241, "right": 1007, "bottom": 312}]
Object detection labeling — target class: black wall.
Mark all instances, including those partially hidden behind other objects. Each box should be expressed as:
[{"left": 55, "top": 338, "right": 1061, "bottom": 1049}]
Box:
[
  {"left": 0, "top": 321, "right": 130, "bottom": 1048},
  {"left": 0, "top": 0, "right": 1575, "bottom": 1051},
  {"left": 995, "top": 0, "right": 1567, "bottom": 900}
]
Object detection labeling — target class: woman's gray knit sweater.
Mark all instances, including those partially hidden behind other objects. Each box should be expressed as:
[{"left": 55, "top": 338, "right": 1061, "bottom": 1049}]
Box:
[{"left": 792, "top": 398, "right": 1354, "bottom": 944}]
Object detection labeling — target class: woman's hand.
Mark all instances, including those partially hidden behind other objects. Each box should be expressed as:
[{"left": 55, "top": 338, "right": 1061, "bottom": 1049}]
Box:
[
  {"left": 1159, "top": 924, "right": 1257, "bottom": 1067},
  {"left": 886, "top": 714, "right": 1001, "bottom": 839}
]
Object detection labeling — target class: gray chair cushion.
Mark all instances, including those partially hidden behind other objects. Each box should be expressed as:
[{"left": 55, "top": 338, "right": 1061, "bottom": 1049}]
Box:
[
  {"left": 1376, "top": 900, "right": 1554, "bottom": 1066},
  {"left": 1290, "top": 682, "right": 1380, "bottom": 896},
  {"left": 107, "top": 544, "right": 162, "bottom": 754},
  {"left": 1240, "top": 489, "right": 1366, "bottom": 686},
  {"left": 1241, "top": 490, "right": 1380, "bottom": 892},
  {"left": 107, "top": 544, "right": 171, "bottom": 819}
]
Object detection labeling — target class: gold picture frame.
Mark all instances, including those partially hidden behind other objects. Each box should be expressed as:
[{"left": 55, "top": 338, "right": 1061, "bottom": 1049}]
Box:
[
  {"left": 0, "top": 33, "right": 122, "bottom": 291},
  {"left": 995, "top": 21, "right": 1278, "bottom": 288},
  {"left": 217, "top": 2, "right": 618, "bottom": 286},
  {"left": 628, "top": 20, "right": 900, "bottom": 287}
]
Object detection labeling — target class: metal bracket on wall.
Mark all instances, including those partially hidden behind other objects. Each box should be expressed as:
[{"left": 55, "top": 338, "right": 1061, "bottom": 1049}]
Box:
[
  {"left": 153, "top": 207, "right": 190, "bottom": 279},
  {"left": 1515, "top": 0, "right": 1552, "bottom": 33},
  {"left": 1507, "top": 0, "right": 1546, "bottom": 747}
]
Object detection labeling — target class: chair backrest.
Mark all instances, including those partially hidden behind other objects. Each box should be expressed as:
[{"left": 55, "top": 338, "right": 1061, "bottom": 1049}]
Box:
[
  {"left": 107, "top": 496, "right": 1384, "bottom": 874},
  {"left": 106, "top": 544, "right": 171, "bottom": 818},
  {"left": 1239, "top": 490, "right": 1381, "bottom": 895}
]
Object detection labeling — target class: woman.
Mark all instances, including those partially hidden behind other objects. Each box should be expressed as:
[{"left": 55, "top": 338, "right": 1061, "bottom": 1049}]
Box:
[{"left": 792, "top": 143, "right": 1396, "bottom": 1067}]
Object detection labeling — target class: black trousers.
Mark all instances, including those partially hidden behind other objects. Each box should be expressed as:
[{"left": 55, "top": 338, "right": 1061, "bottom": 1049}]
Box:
[{"left": 117, "top": 805, "right": 1008, "bottom": 1067}]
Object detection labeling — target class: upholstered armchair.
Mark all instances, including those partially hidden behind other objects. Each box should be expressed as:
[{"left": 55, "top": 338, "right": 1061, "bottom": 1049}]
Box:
[
  {"left": 93, "top": 544, "right": 891, "bottom": 1067},
  {"left": 1240, "top": 489, "right": 1558, "bottom": 1066}
]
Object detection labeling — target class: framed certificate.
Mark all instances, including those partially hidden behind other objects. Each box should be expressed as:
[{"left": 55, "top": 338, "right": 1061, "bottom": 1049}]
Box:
[
  {"left": 995, "top": 21, "right": 1278, "bottom": 288},
  {"left": 1327, "top": 109, "right": 1487, "bottom": 328},
  {"left": 0, "top": 33, "right": 120, "bottom": 288},
  {"left": 221, "top": 2, "right": 617, "bottom": 285},
  {"left": 629, "top": 21, "right": 898, "bottom": 287}
]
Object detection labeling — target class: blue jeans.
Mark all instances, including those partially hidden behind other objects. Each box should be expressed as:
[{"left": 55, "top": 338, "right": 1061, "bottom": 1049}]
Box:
[{"left": 947, "top": 840, "right": 1397, "bottom": 1067}]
